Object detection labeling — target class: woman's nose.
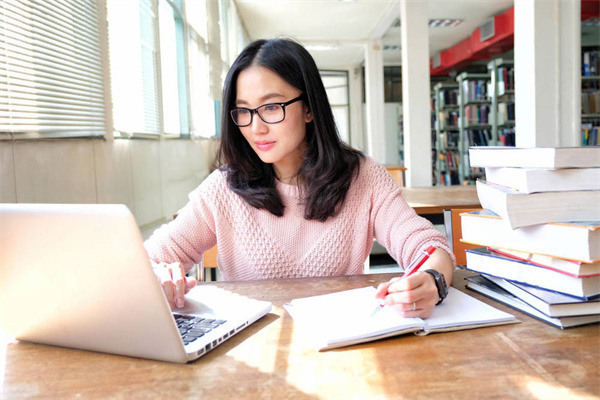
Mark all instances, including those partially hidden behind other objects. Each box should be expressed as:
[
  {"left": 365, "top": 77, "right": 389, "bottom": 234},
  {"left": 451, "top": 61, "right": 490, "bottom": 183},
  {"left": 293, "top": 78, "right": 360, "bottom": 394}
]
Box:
[{"left": 250, "top": 112, "right": 268, "bottom": 133}]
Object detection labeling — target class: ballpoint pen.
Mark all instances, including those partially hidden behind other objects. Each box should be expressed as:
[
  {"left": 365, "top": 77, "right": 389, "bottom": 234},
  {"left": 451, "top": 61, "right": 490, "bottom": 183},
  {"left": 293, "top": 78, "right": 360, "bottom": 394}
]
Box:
[{"left": 370, "top": 245, "right": 437, "bottom": 317}]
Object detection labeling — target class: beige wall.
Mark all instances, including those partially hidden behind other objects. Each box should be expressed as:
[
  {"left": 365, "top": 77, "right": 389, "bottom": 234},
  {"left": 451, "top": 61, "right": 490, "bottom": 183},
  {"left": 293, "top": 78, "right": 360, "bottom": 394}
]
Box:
[{"left": 0, "top": 138, "right": 217, "bottom": 237}]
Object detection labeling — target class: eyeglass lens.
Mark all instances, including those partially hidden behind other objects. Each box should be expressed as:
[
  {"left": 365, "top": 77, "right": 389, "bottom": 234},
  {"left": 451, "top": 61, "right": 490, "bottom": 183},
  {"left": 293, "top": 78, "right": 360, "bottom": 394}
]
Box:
[{"left": 231, "top": 104, "right": 284, "bottom": 127}]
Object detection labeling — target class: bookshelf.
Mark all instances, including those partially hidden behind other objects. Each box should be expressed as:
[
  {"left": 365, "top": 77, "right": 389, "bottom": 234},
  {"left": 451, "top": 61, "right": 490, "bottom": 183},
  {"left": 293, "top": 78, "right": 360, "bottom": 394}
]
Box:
[
  {"left": 581, "top": 46, "right": 600, "bottom": 146},
  {"left": 487, "top": 58, "right": 515, "bottom": 147},
  {"left": 432, "top": 82, "right": 460, "bottom": 186},
  {"left": 456, "top": 72, "right": 491, "bottom": 184}
]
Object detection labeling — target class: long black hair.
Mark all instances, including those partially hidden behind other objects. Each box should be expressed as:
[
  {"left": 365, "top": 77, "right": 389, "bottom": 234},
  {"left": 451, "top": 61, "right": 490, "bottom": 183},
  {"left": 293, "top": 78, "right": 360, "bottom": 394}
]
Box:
[{"left": 216, "top": 38, "right": 363, "bottom": 222}]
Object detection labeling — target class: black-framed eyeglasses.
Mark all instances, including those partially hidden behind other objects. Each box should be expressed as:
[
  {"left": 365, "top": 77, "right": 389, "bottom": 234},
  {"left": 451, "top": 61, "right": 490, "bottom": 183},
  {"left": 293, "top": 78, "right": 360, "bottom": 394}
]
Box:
[{"left": 230, "top": 95, "right": 305, "bottom": 127}]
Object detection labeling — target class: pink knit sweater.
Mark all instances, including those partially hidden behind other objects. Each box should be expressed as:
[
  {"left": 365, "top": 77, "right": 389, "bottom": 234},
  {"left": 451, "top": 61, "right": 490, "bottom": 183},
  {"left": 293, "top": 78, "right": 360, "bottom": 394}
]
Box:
[{"left": 144, "top": 156, "right": 455, "bottom": 281}]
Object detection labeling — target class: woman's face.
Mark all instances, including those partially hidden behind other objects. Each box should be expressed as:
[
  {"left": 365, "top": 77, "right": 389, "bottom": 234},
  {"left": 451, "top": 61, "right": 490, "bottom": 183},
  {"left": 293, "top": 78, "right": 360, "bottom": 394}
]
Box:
[{"left": 235, "top": 65, "right": 313, "bottom": 182}]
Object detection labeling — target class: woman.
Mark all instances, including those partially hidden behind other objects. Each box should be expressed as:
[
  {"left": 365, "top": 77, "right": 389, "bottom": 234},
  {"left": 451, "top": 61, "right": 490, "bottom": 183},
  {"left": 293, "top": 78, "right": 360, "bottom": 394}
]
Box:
[{"left": 144, "top": 38, "right": 455, "bottom": 317}]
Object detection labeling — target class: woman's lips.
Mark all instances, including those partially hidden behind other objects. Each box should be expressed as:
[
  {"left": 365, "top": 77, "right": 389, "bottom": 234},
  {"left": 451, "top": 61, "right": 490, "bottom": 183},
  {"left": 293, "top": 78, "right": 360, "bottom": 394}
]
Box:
[{"left": 256, "top": 141, "right": 275, "bottom": 151}]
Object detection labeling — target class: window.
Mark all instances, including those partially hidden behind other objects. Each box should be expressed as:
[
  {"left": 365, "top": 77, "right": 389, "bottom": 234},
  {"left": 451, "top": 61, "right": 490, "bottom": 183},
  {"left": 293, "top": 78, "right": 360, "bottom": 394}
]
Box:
[
  {"left": 185, "top": 0, "right": 216, "bottom": 138},
  {"left": 2, "top": 0, "right": 246, "bottom": 140},
  {"left": 107, "top": 0, "right": 190, "bottom": 137},
  {"left": 158, "top": 0, "right": 188, "bottom": 135},
  {"left": 0, "top": 0, "right": 106, "bottom": 139}
]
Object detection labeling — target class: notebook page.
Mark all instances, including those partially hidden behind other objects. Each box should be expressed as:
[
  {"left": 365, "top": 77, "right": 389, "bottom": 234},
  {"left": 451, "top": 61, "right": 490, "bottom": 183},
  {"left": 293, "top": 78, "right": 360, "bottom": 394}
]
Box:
[
  {"left": 421, "top": 287, "right": 516, "bottom": 333},
  {"left": 285, "top": 287, "right": 424, "bottom": 349}
]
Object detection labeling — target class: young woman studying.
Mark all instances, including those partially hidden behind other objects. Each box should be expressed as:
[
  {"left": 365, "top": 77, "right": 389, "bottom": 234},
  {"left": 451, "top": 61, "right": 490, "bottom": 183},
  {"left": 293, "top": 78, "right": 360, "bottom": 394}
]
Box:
[{"left": 144, "top": 38, "right": 456, "bottom": 318}]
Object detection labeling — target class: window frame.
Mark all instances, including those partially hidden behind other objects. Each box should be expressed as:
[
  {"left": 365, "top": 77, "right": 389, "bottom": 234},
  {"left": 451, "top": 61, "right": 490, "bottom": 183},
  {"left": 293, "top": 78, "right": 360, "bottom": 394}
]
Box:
[
  {"left": 1, "top": 0, "right": 247, "bottom": 141},
  {"left": 0, "top": 0, "right": 108, "bottom": 140}
]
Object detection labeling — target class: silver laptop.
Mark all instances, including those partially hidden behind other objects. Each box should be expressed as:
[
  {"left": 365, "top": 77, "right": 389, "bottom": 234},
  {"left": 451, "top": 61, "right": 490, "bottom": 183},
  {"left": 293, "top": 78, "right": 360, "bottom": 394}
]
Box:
[{"left": 0, "top": 203, "right": 271, "bottom": 363}]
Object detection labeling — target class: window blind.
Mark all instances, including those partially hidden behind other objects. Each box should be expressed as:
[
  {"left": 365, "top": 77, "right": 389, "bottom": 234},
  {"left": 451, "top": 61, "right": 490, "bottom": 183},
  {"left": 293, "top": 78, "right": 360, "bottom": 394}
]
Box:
[{"left": 0, "top": 0, "right": 106, "bottom": 139}]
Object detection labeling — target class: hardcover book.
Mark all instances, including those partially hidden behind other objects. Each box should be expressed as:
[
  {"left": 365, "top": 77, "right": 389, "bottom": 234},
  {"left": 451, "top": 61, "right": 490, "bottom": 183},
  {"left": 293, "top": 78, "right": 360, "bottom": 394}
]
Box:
[
  {"left": 488, "top": 248, "right": 600, "bottom": 278},
  {"left": 483, "top": 167, "right": 600, "bottom": 194},
  {"left": 284, "top": 286, "right": 515, "bottom": 351},
  {"left": 465, "top": 247, "right": 600, "bottom": 298},
  {"left": 476, "top": 180, "right": 600, "bottom": 229},
  {"left": 460, "top": 210, "right": 600, "bottom": 263},
  {"left": 466, "top": 275, "right": 600, "bottom": 329},
  {"left": 468, "top": 146, "right": 600, "bottom": 169},
  {"left": 482, "top": 274, "right": 600, "bottom": 318}
]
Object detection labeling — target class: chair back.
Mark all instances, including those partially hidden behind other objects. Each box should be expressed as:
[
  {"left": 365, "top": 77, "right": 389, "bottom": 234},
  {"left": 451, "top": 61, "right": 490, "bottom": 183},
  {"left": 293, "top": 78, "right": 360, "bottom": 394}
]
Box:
[{"left": 173, "top": 212, "right": 218, "bottom": 281}]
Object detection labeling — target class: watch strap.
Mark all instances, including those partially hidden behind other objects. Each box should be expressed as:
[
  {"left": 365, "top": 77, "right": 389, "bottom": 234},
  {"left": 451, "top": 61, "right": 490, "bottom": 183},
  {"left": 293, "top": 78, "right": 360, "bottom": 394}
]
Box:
[{"left": 424, "top": 269, "right": 448, "bottom": 305}]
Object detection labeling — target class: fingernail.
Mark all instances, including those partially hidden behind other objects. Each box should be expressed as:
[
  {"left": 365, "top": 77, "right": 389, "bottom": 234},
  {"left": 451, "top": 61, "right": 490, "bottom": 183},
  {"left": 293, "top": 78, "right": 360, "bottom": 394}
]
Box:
[{"left": 176, "top": 298, "right": 184, "bottom": 308}]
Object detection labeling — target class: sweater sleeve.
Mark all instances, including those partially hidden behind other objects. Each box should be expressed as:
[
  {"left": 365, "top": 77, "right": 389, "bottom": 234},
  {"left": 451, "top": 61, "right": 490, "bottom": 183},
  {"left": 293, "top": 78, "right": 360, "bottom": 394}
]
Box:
[
  {"left": 366, "top": 161, "right": 457, "bottom": 269},
  {"left": 143, "top": 170, "right": 221, "bottom": 271}
]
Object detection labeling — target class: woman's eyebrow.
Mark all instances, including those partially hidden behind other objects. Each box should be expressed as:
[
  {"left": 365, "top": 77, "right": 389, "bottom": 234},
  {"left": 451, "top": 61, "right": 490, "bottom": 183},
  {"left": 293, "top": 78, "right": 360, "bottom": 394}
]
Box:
[{"left": 235, "top": 93, "right": 286, "bottom": 106}]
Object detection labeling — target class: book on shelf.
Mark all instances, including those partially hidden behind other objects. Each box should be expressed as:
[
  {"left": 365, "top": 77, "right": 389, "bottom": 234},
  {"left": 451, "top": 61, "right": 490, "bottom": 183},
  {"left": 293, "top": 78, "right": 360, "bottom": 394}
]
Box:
[
  {"left": 467, "top": 130, "right": 489, "bottom": 146},
  {"left": 475, "top": 180, "right": 600, "bottom": 229},
  {"left": 464, "top": 104, "right": 489, "bottom": 125},
  {"left": 462, "top": 80, "right": 489, "bottom": 102},
  {"left": 498, "top": 128, "right": 515, "bottom": 147},
  {"left": 468, "top": 146, "right": 600, "bottom": 169},
  {"left": 582, "top": 50, "right": 599, "bottom": 77},
  {"left": 284, "top": 286, "right": 516, "bottom": 351},
  {"left": 465, "top": 247, "right": 600, "bottom": 299},
  {"left": 581, "top": 91, "right": 600, "bottom": 114},
  {"left": 496, "top": 66, "right": 514, "bottom": 93},
  {"left": 488, "top": 247, "right": 600, "bottom": 278},
  {"left": 484, "top": 167, "right": 600, "bottom": 194},
  {"left": 581, "top": 124, "right": 600, "bottom": 147},
  {"left": 497, "top": 103, "right": 508, "bottom": 125},
  {"left": 465, "top": 275, "right": 600, "bottom": 329},
  {"left": 480, "top": 274, "right": 600, "bottom": 318},
  {"left": 460, "top": 210, "right": 600, "bottom": 263}
]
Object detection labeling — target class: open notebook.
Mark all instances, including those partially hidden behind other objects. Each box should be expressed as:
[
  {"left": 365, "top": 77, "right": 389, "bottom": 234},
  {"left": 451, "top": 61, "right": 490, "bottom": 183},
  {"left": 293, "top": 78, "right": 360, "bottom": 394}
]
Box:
[
  {"left": 284, "top": 286, "right": 516, "bottom": 351},
  {"left": 0, "top": 203, "right": 271, "bottom": 363}
]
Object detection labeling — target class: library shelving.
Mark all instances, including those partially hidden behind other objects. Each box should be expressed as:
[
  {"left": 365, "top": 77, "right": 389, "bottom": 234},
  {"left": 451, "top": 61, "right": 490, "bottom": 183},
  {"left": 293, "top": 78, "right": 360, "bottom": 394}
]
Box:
[
  {"left": 487, "top": 58, "right": 515, "bottom": 147},
  {"left": 456, "top": 72, "right": 491, "bottom": 184},
  {"left": 432, "top": 82, "right": 460, "bottom": 186},
  {"left": 581, "top": 46, "right": 600, "bottom": 146}
]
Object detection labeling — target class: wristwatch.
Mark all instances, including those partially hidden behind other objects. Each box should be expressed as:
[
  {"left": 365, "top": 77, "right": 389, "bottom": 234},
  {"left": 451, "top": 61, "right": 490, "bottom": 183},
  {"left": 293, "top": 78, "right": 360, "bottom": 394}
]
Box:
[{"left": 424, "top": 269, "right": 448, "bottom": 305}]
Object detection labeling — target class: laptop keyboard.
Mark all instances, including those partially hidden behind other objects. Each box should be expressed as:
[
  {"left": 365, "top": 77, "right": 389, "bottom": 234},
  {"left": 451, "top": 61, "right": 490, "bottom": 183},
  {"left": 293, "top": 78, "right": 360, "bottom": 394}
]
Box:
[{"left": 173, "top": 314, "right": 227, "bottom": 345}]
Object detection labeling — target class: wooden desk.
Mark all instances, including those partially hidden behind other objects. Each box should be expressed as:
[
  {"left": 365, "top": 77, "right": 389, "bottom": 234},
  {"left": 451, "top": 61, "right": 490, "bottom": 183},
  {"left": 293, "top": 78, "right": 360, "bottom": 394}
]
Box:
[
  {"left": 402, "top": 185, "right": 480, "bottom": 215},
  {"left": 2, "top": 271, "right": 599, "bottom": 399}
]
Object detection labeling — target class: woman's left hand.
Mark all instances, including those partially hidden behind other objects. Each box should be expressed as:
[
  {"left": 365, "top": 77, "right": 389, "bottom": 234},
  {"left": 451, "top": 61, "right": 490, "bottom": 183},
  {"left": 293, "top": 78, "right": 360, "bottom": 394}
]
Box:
[{"left": 374, "top": 271, "right": 440, "bottom": 318}]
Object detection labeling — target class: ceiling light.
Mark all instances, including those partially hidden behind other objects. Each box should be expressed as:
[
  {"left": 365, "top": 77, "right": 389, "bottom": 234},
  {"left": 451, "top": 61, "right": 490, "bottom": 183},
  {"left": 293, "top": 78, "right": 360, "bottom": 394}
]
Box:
[
  {"left": 429, "top": 19, "right": 463, "bottom": 28},
  {"left": 305, "top": 45, "right": 339, "bottom": 51}
]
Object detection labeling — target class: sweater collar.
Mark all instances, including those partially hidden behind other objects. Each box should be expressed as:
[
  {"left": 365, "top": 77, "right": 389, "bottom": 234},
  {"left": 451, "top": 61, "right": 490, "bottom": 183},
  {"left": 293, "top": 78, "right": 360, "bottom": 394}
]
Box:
[{"left": 275, "top": 178, "right": 300, "bottom": 198}]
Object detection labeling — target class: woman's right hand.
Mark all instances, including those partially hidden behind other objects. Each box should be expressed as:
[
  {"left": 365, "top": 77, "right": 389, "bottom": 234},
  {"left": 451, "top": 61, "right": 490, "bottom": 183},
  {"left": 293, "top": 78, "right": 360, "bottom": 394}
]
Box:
[{"left": 153, "top": 262, "right": 197, "bottom": 310}]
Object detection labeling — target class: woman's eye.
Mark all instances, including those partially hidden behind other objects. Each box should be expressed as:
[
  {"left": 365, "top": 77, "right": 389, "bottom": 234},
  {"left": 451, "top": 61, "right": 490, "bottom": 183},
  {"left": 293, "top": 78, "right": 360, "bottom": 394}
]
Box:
[{"left": 264, "top": 105, "right": 279, "bottom": 112}]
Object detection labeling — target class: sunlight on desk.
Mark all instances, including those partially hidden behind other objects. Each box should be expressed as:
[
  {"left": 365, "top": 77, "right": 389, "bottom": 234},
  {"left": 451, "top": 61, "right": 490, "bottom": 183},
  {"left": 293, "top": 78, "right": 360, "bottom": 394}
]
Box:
[
  {"left": 0, "top": 332, "right": 15, "bottom": 390},
  {"left": 523, "top": 377, "right": 596, "bottom": 400},
  {"left": 227, "top": 305, "right": 284, "bottom": 375},
  {"left": 285, "top": 331, "right": 387, "bottom": 398},
  {"left": 228, "top": 302, "right": 407, "bottom": 399}
]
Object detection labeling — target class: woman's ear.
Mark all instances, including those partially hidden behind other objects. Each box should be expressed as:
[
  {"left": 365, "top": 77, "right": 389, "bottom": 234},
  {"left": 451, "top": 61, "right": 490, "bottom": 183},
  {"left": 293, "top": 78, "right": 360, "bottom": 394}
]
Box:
[{"left": 304, "top": 106, "right": 314, "bottom": 123}]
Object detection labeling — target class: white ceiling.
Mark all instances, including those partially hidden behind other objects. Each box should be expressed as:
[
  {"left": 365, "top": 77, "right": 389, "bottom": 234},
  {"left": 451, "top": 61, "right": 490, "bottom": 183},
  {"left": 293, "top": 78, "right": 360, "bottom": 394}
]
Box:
[{"left": 234, "top": 0, "right": 514, "bottom": 70}]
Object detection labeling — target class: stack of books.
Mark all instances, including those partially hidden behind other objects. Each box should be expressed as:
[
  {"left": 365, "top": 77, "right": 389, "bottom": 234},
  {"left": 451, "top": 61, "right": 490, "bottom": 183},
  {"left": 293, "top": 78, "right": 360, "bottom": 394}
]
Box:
[{"left": 461, "top": 146, "right": 600, "bottom": 328}]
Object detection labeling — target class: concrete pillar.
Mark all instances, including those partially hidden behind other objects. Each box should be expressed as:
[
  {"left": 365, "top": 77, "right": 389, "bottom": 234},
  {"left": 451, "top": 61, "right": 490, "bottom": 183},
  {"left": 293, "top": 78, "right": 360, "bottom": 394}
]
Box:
[
  {"left": 348, "top": 65, "right": 365, "bottom": 152},
  {"left": 514, "top": 0, "right": 581, "bottom": 147},
  {"left": 364, "top": 39, "right": 386, "bottom": 163},
  {"left": 400, "top": 0, "right": 431, "bottom": 187}
]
